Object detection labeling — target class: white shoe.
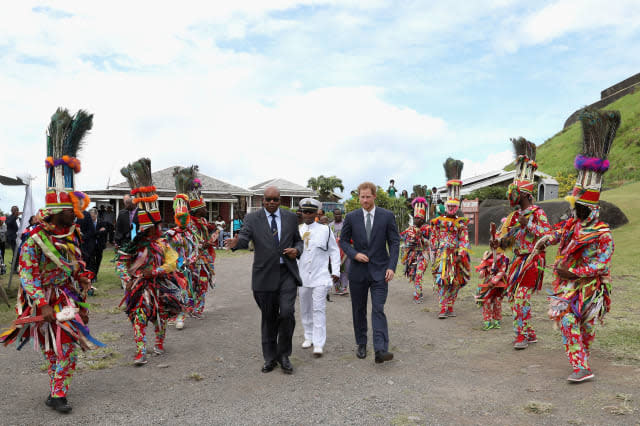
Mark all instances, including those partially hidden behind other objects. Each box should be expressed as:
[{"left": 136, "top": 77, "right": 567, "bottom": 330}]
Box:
[
  {"left": 313, "top": 346, "right": 323, "bottom": 357},
  {"left": 302, "top": 339, "right": 312, "bottom": 349},
  {"left": 175, "top": 318, "right": 184, "bottom": 330}
]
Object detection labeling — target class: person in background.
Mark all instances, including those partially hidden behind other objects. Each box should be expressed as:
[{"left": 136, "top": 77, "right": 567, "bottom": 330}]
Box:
[
  {"left": 80, "top": 208, "right": 107, "bottom": 284},
  {"left": 400, "top": 190, "right": 408, "bottom": 199},
  {"left": 232, "top": 212, "right": 244, "bottom": 237},
  {"left": 330, "top": 208, "right": 349, "bottom": 296},
  {"left": 295, "top": 209, "right": 303, "bottom": 226},
  {"left": 214, "top": 215, "right": 226, "bottom": 249},
  {"left": 0, "top": 217, "right": 6, "bottom": 272},
  {"left": 6, "top": 206, "right": 20, "bottom": 273},
  {"left": 115, "top": 195, "right": 138, "bottom": 246},
  {"left": 103, "top": 205, "right": 116, "bottom": 245},
  {"left": 387, "top": 179, "right": 397, "bottom": 198},
  {"left": 319, "top": 216, "right": 329, "bottom": 225}
]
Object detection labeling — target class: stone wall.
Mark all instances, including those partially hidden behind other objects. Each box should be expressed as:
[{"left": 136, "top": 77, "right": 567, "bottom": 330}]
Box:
[{"left": 563, "top": 72, "right": 640, "bottom": 128}]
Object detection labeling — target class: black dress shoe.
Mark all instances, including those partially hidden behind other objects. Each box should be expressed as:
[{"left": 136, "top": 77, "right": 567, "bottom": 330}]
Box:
[
  {"left": 261, "top": 360, "right": 278, "bottom": 373},
  {"left": 50, "top": 397, "right": 72, "bottom": 413},
  {"left": 279, "top": 356, "right": 294, "bottom": 374},
  {"left": 45, "top": 395, "right": 54, "bottom": 407},
  {"left": 356, "top": 344, "right": 367, "bottom": 359},
  {"left": 375, "top": 350, "right": 394, "bottom": 364}
]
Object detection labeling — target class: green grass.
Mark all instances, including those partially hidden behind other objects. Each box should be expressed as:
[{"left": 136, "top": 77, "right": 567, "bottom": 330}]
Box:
[{"left": 536, "top": 89, "right": 640, "bottom": 187}]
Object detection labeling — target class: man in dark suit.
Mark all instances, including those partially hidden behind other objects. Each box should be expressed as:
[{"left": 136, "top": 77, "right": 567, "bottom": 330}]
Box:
[
  {"left": 80, "top": 208, "right": 107, "bottom": 281},
  {"left": 114, "top": 195, "right": 138, "bottom": 246},
  {"left": 339, "top": 182, "right": 400, "bottom": 363},
  {"left": 226, "top": 186, "right": 304, "bottom": 374}
]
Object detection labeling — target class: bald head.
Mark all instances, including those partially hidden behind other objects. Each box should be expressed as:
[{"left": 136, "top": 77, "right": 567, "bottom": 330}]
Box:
[{"left": 263, "top": 186, "right": 281, "bottom": 214}]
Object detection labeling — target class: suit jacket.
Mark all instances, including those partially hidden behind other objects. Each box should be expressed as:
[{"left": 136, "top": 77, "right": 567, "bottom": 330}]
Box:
[
  {"left": 80, "top": 216, "right": 108, "bottom": 257},
  {"left": 235, "top": 208, "right": 304, "bottom": 291},
  {"left": 114, "top": 209, "right": 139, "bottom": 246},
  {"left": 339, "top": 207, "right": 400, "bottom": 282}
]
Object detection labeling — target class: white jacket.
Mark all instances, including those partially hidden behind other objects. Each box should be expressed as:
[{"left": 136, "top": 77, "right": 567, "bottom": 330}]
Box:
[{"left": 298, "top": 222, "right": 340, "bottom": 288}]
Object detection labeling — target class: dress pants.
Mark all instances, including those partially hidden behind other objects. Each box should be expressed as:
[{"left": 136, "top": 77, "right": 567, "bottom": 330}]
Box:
[
  {"left": 299, "top": 285, "right": 329, "bottom": 348},
  {"left": 253, "top": 265, "right": 298, "bottom": 362},
  {"left": 349, "top": 276, "right": 389, "bottom": 352}
]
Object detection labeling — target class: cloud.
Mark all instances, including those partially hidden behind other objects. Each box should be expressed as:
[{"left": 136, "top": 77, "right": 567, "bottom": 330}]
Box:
[{"left": 2, "top": 0, "right": 640, "bottom": 211}]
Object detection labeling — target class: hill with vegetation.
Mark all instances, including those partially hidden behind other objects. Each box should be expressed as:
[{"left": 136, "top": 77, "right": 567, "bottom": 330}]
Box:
[{"left": 535, "top": 89, "right": 640, "bottom": 189}]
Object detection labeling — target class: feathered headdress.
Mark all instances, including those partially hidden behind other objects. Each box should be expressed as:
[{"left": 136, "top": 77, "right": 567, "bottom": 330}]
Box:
[
  {"left": 506, "top": 137, "right": 538, "bottom": 206},
  {"left": 187, "top": 165, "right": 205, "bottom": 212},
  {"left": 566, "top": 108, "right": 620, "bottom": 208},
  {"left": 120, "top": 158, "right": 160, "bottom": 230},
  {"left": 412, "top": 185, "right": 427, "bottom": 199},
  {"left": 42, "top": 108, "right": 93, "bottom": 220},
  {"left": 443, "top": 157, "right": 463, "bottom": 209},
  {"left": 172, "top": 166, "right": 196, "bottom": 227},
  {"left": 411, "top": 197, "right": 427, "bottom": 220}
]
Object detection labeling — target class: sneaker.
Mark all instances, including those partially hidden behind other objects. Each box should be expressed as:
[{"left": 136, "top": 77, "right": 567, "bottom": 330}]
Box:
[
  {"left": 527, "top": 334, "right": 538, "bottom": 343},
  {"left": 175, "top": 318, "right": 185, "bottom": 330},
  {"left": 567, "top": 368, "right": 594, "bottom": 383},
  {"left": 192, "top": 313, "right": 204, "bottom": 320},
  {"left": 313, "top": 346, "right": 323, "bottom": 357},
  {"left": 446, "top": 309, "right": 456, "bottom": 317},
  {"left": 302, "top": 339, "right": 312, "bottom": 349},
  {"left": 482, "top": 321, "right": 492, "bottom": 331},
  {"left": 413, "top": 297, "right": 424, "bottom": 304},
  {"left": 513, "top": 335, "right": 529, "bottom": 350},
  {"left": 134, "top": 354, "right": 147, "bottom": 366},
  {"left": 167, "top": 319, "right": 176, "bottom": 326},
  {"left": 154, "top": 344, "right": 165, "bottom": 355},
  {"left": 493, "top": 320, "right": 501, "bottom": 329},
  {"left": 49, "top": 396, "right": 72, "bottom": 413},
  {"left": 438, "top": 309, "right": 447, "bottom": 319}
]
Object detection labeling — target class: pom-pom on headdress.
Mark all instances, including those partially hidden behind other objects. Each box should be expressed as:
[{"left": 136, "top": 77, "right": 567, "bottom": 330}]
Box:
[
  {"left": 411, "top": 197, "right": 427, "bottom": 220},
  {"left": 172, "top": 166, "right": 197, "bottom": 227},
  {"left": 120, "top": 158, "right": 161, "bottom": 230},
  {"left": 506, "top": 137, "right": 538, "bottom": 206},
  {"left": 42, "top": 108, "right": 93, "bottom": 220},
  {"left": 443, "top": 158, "right": 464, "bottom": 209},
  {"left": 187, "top": 165, "right": 206, "bottom": 212},
  {"left": 566, "top": 108, "right": 620, "bottom": 208}
]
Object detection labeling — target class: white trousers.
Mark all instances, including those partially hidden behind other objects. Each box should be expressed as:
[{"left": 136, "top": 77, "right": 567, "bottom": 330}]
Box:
[{"left": 299, "top": 285, "right": 329, "bottom": 348}]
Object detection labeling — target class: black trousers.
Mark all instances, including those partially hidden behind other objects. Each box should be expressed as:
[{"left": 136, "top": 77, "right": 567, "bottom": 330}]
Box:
[
  {"left": 90, "top": 248, "right": 104, "bottom": 279},
  {"left": 349, "top": 276, "right": 389, "bottom": 352},
  {"left": 253, "top": 265, "right": 298, "bottom": 362}
]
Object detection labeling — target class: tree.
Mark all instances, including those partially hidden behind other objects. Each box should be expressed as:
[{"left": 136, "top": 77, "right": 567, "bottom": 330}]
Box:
[{"left": 307, "top": 175, "right": 345, "bottom": 201}]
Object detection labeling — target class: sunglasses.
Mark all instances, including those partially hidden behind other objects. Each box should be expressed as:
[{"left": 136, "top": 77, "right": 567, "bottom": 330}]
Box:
[
  {"left": 264, "top": 197, "right": 280, "bottom": 202},
  {"left": 301, "top": 209, "right": 317, "bottom": 214}
]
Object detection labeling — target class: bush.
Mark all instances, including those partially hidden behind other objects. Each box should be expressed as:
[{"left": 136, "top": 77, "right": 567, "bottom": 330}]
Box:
[{"left": 466, "top": 186, "right": 508, "bottom": 202}]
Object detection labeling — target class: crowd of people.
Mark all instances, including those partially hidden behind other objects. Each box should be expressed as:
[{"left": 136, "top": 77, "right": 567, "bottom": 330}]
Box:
[{"left": 0, "top": 106, "right": 620, "bottom": 415}]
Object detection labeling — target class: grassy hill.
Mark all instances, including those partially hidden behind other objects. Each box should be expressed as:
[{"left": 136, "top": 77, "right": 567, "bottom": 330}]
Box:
[{"left": 535, "top": 89, "right": 640, "bottom": 188}]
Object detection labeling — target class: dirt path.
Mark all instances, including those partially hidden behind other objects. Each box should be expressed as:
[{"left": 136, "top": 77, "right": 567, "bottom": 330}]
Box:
[{"left": 1, "top": 252, "right": 638, "bottom": 425}]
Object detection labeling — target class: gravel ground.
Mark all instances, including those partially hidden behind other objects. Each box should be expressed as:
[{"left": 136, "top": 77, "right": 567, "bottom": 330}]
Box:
[{"left": 1, "top": 252, "right": 638, "bottom": 425}]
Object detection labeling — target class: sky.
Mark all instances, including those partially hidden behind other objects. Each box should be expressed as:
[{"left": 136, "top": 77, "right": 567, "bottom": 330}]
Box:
[{"left": 1, "top": 0, "right": 640, "bottom": 211}]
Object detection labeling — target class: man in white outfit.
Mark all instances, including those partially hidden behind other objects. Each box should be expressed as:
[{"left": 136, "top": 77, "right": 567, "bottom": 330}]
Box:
[{"left": 297, "top": 198, "right": 340, "bottom": 357}]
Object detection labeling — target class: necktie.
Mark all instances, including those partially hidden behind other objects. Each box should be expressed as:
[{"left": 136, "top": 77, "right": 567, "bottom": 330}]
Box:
[
  {"left": 365, "top": 212, "right": 372, "bottom": 243},
  {"left": 270, "top": 213, "right": 279, "bottom": 247}
]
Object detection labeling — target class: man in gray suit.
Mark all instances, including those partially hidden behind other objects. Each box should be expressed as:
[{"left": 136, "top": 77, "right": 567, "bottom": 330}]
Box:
[
  {"left": 226, "top": 186, "right": 304, "bottom": 374},
  {"left": 339, "top": 182, "right": 400, "bottom": 363}
]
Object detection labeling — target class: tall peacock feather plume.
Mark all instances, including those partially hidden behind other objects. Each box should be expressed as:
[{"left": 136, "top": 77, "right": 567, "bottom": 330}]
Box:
[
  {"left": 576, "top": 108, "right": 620, "bottom": 171},
  {"left": 510, "top": 137, "right": 536, "bottom": 161},
  {"left": 443, "top": 157, "right": 464, "bottom": 181},
  {"left": 46, "top": 108, "right": 93, "bottom": 190}
]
